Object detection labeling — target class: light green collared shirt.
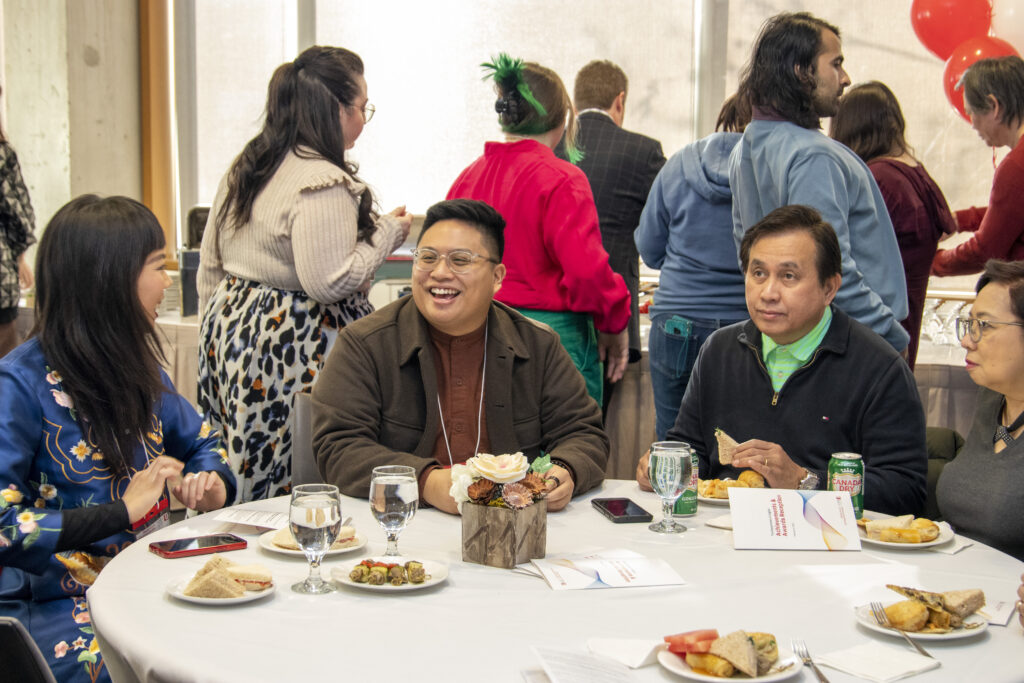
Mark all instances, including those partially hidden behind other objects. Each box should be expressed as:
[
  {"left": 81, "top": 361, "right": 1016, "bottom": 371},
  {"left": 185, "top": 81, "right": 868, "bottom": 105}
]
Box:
[{"left": 762, "top": 307, "right": 833, "bottom": 392}]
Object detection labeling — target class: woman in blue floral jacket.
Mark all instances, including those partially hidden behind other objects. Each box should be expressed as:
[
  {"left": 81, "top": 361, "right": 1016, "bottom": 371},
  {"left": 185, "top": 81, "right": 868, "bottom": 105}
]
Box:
[{"left": 0, "top": 195, "right": 235, "bottom": 683}]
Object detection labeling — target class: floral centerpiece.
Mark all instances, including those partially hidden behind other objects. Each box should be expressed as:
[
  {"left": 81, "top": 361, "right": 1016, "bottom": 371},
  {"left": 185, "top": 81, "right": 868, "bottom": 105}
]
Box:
[
  {"left": 454, "top": 452, "right": 550, "bottom": 568},
  {"left": 450, "top": 452, "right": 551, "bottom": 509}
]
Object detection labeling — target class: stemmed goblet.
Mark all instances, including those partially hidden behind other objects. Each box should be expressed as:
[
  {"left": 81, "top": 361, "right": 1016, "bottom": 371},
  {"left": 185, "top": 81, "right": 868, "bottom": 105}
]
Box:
[
  {"left": 289, "top": 483, "right": 342, "bottom": 594},
  {"left": 648, "top": 441, "right": 692, "bottom": 533},
  {"left": 369, "top": 465, "right": 418, "bottom": 556}
]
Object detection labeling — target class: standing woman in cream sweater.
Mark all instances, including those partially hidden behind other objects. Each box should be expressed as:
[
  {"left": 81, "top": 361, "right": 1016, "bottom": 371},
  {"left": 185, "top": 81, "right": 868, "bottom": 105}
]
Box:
[{"left": 198, "top": 46, "right": 411, "bottom": 502}]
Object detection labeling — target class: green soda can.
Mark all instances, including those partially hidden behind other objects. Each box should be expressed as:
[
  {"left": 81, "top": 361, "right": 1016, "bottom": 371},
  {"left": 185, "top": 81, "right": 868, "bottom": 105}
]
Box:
[
  {"left": 828, "top": 452, "right": 864, "bottom": 518},
  {"left": 673, "top": 446, "right": 699, "bottom": 516}
]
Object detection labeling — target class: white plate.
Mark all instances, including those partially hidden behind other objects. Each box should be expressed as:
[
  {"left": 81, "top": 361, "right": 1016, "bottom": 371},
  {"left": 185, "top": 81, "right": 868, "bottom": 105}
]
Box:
[
  {"left": 166, "top": 574, "right": 276, "bottom": 606},
  {"left": 657, "top": 644, "right": 800, "bottom": 681},
  {"left": 854, "top": 604, "right": 988, "bottom": 640},
  {"left": 857, "top": 511, "right": 955, "bottom": 549},
  {"left": 705, "top": 513, "right": 733, "bottom": 530},
  {"left": 257, "top": 529, "right": 367, "bottom": 557},
  {"left": 697, "top": 494, "right": 730, "bottom": 506},
  {"left": 331, "top": 558, "right": 448, "bottom": 592}
]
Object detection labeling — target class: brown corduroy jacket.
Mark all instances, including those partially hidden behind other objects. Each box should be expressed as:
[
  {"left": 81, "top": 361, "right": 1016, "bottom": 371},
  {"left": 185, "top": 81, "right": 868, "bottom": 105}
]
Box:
[{"left": 311, "top": 296, "right": 608, "bottom": 499}]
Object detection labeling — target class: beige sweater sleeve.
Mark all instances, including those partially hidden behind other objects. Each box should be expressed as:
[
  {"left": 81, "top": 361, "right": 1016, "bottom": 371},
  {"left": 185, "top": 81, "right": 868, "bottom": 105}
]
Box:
[
  {"left": 196, "top": 153, "right": 406, "bottom": 312},
  {"left": 292, "top": 183, "right": 404, "bottom": 304},
  {"left": 197, "top": 178, "right": 229, "bottom": 314}
]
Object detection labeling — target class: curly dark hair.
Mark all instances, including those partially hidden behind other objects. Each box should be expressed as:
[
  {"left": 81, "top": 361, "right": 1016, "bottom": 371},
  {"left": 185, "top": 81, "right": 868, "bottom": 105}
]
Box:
[{"left": 737, "top": 12, "right": 841, "bottom": 129}]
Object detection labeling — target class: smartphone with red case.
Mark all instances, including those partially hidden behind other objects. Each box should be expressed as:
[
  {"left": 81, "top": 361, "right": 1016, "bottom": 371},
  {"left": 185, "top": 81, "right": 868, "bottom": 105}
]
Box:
[{"left": 148, "top": 533, "right": 247, "bottom": 558}]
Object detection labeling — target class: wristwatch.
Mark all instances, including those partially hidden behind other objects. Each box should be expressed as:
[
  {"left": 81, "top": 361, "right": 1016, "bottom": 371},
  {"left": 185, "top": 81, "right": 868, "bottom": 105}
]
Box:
[{"left": 797, "top": 468, "right": 819, "bottom": 490}]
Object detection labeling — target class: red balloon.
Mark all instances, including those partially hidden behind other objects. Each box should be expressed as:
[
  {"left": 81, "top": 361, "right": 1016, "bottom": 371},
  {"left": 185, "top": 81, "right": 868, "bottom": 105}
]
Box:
[
  {"left": 943, "top": 35, "right": 1020, "bottom": 120},
  {"left": 911, "top": 0, "right": 992, "bottom": 60}
]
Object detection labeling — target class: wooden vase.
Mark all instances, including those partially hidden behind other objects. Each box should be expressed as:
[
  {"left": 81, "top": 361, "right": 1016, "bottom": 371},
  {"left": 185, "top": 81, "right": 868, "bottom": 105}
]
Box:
[{"left": 461, "top": 499, "right": 547, "bottom": 569}]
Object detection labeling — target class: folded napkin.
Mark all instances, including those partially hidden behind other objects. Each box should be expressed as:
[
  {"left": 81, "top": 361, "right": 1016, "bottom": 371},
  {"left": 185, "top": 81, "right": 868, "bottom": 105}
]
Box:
[
  {"left": 586, "top": 638, "right": 661, "bottom": 668},
  {"left": 928, "top": 524, "right": 972, "bottom": 554},
  {"left": 818, "top": 642, "right": 940, "bottom": 682}
]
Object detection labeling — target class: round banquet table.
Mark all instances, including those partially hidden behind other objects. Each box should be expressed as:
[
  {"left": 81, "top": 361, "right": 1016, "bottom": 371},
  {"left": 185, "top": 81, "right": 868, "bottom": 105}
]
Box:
[{"left": 87, "top": 480, "right": 1024, "bottom": 682}]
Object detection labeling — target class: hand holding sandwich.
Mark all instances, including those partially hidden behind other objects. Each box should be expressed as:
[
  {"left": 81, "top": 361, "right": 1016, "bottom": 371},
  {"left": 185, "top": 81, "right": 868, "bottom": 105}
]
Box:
[{"left": 730, "top": 440, "right": 807, "bottom": 489}]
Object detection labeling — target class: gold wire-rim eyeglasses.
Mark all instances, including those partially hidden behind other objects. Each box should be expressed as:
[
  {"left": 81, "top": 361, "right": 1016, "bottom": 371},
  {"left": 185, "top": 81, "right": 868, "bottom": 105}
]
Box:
[{"left": 411, "top": 248, "right": 497, "bottom": 275}]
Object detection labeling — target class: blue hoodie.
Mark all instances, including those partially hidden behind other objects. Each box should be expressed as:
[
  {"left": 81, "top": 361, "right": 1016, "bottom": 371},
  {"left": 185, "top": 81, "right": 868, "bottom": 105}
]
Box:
[{"left": 635, "top": 132, "right": 747, "bottom": 320}]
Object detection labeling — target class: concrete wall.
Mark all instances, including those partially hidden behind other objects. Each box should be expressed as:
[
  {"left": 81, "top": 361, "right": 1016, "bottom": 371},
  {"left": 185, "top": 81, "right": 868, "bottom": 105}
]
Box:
[
  {"left": 2, "top": 0, "right": 141, "bottom": 268},
  {"left": 67, "top": 0, "right": 141, "bottom": 201},
  {"left": 3, "top": 0, "right": 70, "bottom": 257}
]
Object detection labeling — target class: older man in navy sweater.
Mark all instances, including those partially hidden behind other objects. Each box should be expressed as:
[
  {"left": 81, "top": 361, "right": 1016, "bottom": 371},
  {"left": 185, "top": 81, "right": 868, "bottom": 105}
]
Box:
[{"left": 638, "top": 205, "right": 927, "bottom": 516}]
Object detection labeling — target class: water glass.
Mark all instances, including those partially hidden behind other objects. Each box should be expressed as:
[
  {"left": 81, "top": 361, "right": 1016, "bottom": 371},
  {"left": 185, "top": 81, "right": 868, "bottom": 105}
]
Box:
[
  {"left": 648, "top": 442, "right": 691, "bottom": 533},
  {"left": 289, "top": 483, "right": 342, "bottom": 594},
  {"left": 369, "top": 465, "right": 418, "bottom": 556}
]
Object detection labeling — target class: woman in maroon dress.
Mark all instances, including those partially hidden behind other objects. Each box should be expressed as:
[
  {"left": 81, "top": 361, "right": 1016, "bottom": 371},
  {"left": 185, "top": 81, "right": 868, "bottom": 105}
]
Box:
[{"left": 831, "top": 81, "right": 956, "bottom": 367}]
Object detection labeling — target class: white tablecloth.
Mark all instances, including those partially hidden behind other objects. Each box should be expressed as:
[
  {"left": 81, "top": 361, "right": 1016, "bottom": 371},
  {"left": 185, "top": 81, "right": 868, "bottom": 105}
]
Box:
[{"left": 87, "top": 480, "right": 1023, "bottom": 683}]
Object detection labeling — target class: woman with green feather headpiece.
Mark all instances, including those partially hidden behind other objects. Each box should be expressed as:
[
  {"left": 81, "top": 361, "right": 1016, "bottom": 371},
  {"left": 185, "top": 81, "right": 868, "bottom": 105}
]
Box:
[{"left": 447, "top": 54, "right": 631, "bottom": 407}]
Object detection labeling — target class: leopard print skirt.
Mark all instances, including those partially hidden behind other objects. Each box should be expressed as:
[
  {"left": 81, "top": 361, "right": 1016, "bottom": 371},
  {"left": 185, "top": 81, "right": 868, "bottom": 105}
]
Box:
[{"left": 197, "top": 276, "right": 373, "bottom": 502}]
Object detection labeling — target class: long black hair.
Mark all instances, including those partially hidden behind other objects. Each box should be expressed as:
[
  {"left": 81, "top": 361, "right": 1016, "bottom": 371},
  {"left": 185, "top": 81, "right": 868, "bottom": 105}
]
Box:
[
  {"left": 738, "top": 12, "right": 840, "bottom": 129},
  {"left": 215, "top": 45, "right": 377, "bottom": 244},
  {"left": 32, "top": 195, "right": 167, "bottom": 477}
]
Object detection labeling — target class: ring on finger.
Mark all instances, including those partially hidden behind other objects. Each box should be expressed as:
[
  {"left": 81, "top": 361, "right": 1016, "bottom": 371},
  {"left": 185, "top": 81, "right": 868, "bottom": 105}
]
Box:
[
  {"left": 763, "top": 457, "right": 768, "bottom": 468},
  {"left": 546, "top": 475, "right": 562, "bottom": 489}
]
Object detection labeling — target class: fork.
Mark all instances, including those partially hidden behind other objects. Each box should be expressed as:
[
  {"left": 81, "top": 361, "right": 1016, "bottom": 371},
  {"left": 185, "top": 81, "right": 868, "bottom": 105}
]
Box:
[
  {"left": 870, "top": 601, "right": 935, "bottom": 659},
  {"left": 791, "top": 639, "right": 830, "bottom": 683}
]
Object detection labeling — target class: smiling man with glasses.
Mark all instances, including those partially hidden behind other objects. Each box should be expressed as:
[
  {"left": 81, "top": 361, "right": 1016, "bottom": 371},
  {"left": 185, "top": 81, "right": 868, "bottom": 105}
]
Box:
[{"left": 312, "top": 199, "right": 609, "bottom": 515}]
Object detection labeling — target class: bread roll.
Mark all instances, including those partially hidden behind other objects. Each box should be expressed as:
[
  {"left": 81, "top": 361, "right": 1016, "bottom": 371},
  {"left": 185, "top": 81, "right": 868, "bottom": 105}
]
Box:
[
  {"left": 738, "top": 470, "right": 765, "bottom": 488},
  {"left": 885, "top": 600, "right": 929, "bottom": 631},
  {"left": 879, "top": 528, "right": 922, "bottom": 543},
  {"left": 910, "top": 518, "right": 940, "bottom": 542},
  {"left": 684, "top": 653, "right": 735, "bottom": 678}
]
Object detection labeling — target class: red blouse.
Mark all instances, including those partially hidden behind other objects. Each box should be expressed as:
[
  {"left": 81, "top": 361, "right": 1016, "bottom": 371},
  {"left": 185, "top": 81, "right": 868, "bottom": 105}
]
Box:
[
  {"left": 448, "top": 140, "right": 629, "bottom": 334},
  {"left": 933, "top": 138, "right": 1024, "bottom": 276}
]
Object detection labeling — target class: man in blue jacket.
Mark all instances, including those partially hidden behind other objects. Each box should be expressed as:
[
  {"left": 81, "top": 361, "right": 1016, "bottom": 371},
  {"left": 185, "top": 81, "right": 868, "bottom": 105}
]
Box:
[
  {"left": 729, "top": 12, "right": 910, "bottom": 353},
  {"left": 637, "top": 205, "right": 927, "bottom": 516}
]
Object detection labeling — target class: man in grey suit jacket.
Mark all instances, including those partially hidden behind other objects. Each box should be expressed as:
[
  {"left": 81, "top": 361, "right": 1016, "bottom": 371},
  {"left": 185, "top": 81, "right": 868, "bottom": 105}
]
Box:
[{"left": 557, "top": 60, "right": 665, "bottom": 412}]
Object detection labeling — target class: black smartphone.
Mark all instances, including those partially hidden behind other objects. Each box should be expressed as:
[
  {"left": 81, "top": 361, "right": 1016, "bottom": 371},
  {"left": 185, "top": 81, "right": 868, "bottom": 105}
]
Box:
[
  {"left": 148, "top": 533, "right": 247, "bottom": 558},
  {"left": 591, "top": 497, "right": 654, "bottom": 523}
]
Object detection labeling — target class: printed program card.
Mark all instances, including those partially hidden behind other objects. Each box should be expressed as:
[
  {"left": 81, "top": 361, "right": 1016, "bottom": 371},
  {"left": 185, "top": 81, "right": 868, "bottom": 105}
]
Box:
[
  {"left": 213, "top": 508, "right": 288, "bottom": 529},
  {"left": 728, "top": 488, "right": 862, "bottom": 551},
  {"left": 530, "top": 548, "right": 686, "bottom": 590}
]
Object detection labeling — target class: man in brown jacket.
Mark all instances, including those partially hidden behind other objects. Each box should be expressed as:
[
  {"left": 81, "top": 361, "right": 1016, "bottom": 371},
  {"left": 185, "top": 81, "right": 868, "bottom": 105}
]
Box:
[{"left": 312, "top": 199, "right": 608, "bottom": 513}]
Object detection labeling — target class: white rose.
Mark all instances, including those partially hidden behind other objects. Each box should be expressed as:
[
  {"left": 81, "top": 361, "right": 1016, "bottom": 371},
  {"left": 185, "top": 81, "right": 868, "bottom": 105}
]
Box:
[
  {"left": 449, "top": 463, "right": 479, "bottom": 504},
  {"left": 468, "top": 452, "right": 528, "bottom": 484}
]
